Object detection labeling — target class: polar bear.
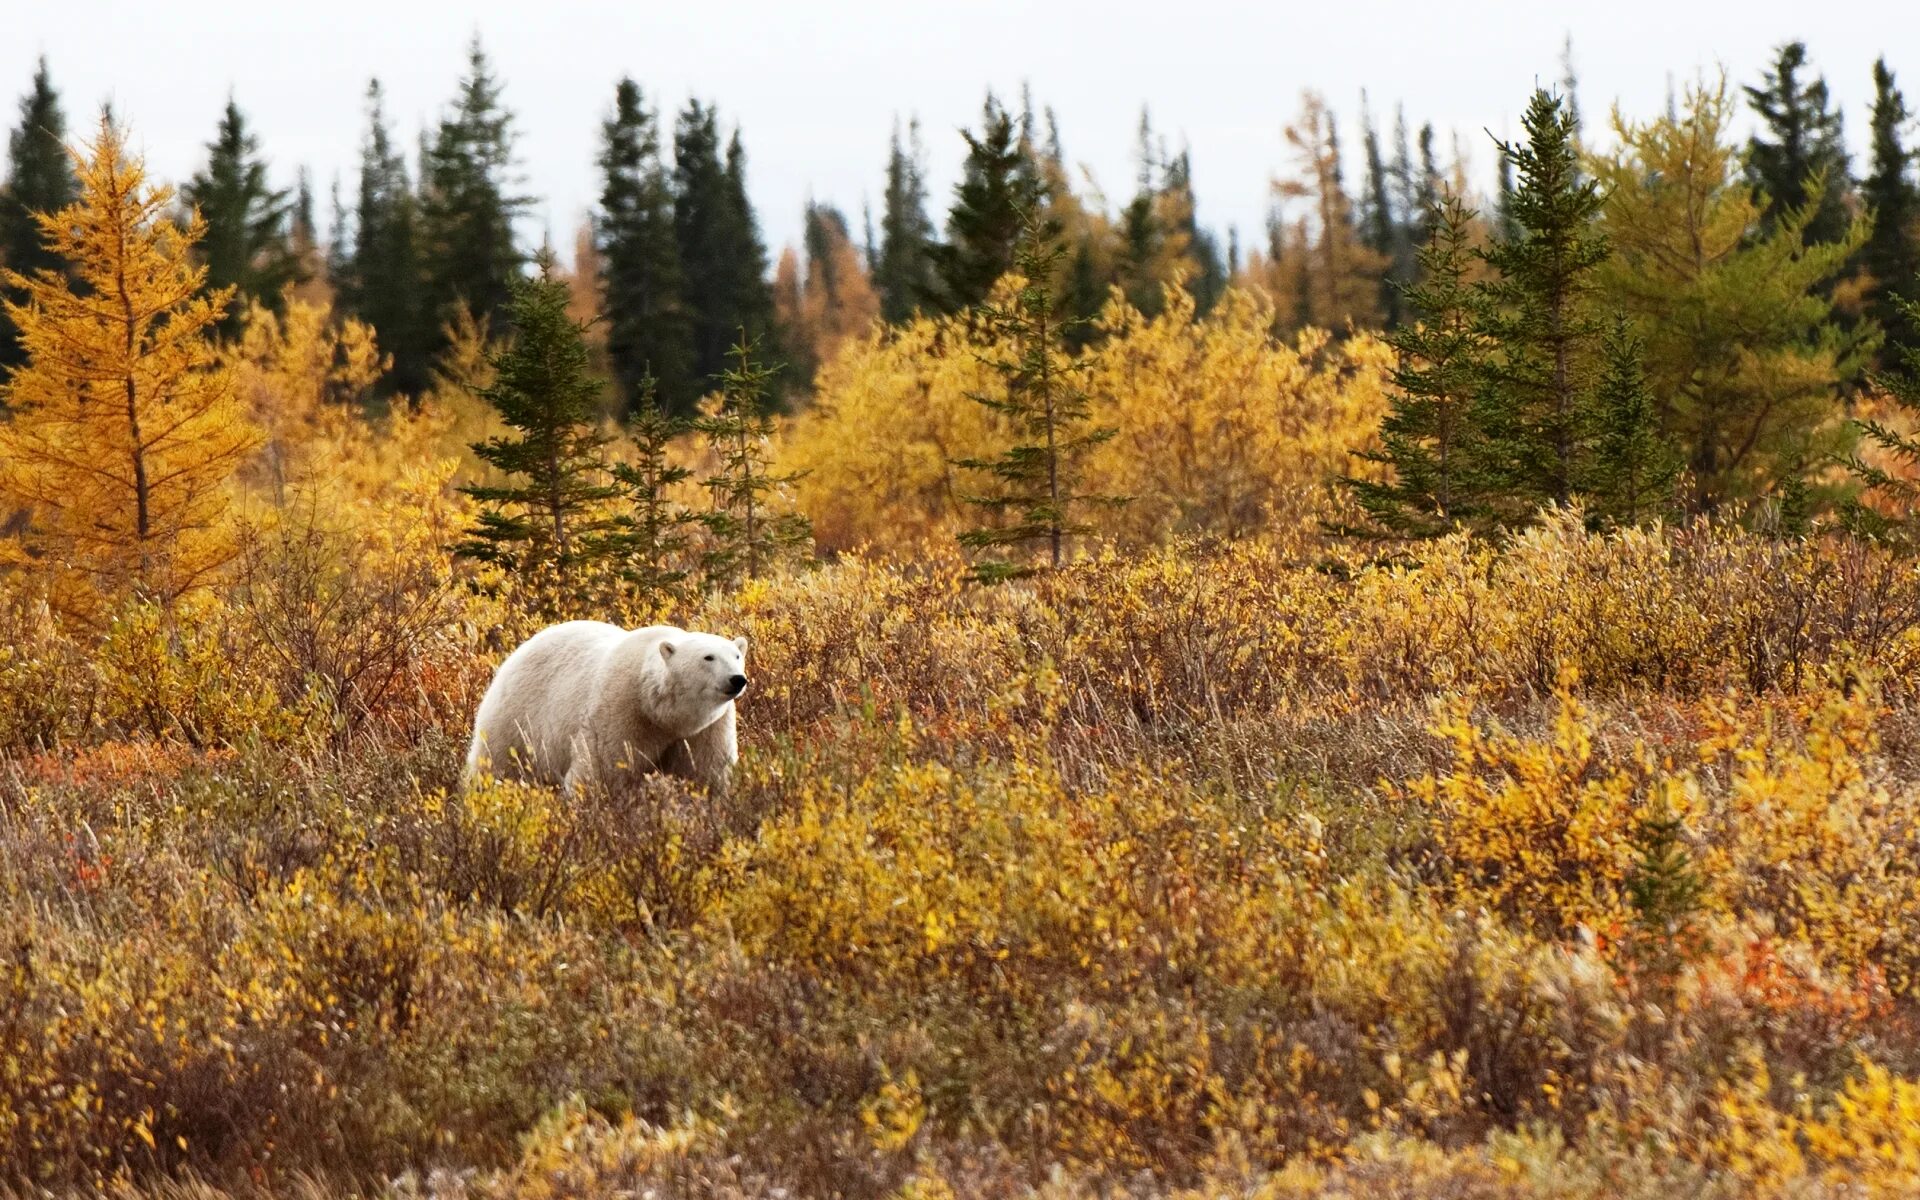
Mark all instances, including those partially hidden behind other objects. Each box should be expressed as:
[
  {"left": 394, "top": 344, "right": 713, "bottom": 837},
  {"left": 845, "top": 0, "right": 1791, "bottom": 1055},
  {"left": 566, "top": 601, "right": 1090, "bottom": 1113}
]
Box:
[{"left": 464, "top": 622, "right": 748, "bottom": 795}]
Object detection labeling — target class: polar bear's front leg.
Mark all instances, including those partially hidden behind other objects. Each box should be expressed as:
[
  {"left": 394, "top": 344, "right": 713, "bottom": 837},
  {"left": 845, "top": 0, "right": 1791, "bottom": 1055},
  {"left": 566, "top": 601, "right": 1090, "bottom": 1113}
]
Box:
[{"left": 673, "top": 705, "right": 738, "bottom": 793}]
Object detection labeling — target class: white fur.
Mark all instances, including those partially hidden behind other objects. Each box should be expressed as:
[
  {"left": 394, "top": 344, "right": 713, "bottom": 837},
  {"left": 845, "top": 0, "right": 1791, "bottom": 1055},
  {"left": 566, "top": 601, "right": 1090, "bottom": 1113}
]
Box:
[{"left": 464, "top": 621, "right": 748, "bottom": 795}]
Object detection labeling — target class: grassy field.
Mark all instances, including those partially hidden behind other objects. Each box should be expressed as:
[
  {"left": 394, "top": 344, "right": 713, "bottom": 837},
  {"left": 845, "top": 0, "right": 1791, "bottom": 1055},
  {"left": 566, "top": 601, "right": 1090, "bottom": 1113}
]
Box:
[{"left": 6, "top": 519, "right": 1920, "bottom": 1197}]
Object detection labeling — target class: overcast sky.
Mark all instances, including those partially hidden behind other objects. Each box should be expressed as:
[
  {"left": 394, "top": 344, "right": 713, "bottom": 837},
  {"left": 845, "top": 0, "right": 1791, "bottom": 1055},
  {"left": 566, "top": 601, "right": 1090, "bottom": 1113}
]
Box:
[{"left": 6, "top": 2, "right": 1919, "bottom": 264}]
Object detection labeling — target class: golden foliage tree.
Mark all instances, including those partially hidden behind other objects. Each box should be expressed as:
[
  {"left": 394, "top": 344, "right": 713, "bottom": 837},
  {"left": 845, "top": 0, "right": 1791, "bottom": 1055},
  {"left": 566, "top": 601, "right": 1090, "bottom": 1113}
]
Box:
[{"left": 0, "top": 119, "right": 259, "bottom": 621}]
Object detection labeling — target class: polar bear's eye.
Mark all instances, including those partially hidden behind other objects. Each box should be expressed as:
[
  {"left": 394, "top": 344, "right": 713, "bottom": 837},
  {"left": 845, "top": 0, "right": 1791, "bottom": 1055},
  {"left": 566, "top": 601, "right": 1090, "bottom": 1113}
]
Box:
[{"left": 704, "top": 654, "right": 714, "bottom": 661}]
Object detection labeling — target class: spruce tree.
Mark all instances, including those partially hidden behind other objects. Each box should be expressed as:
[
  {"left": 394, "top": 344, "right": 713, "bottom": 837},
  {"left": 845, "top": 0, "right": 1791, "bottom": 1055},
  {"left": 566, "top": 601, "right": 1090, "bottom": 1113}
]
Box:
[
  {"left": 1847, "top": 298, "right": 1920, "bottom": 544},
  {"left": 1745, "top": 42, "right": 1853, "bottom": 245},
  {"left": 955, "top": 211, "right": 1122, "bottom": 580},
  {"left": 598, "top": 78, "right": 694, "bottom": 418},
  {"left": 608, "top": 376, "right": 699, "bottom": 603},
  {"left": 182, "top": 98, "right": 300, "bottom": 335},
  {"left": 1163, "top": 149, "right": 1226, "bottom": 314},
  {"left": 674, "top": 102, "right": 775, "bottom": 393},
  {"left": 876, "top": 116, "right": 938, "bottom": 323},
  {"left": 419, "top": 37, "right": 530, "bottom": 339},
  {"left": 1339, "top": 195, "right": 1485, "bottom": 538},
  {"left": 1580, "top": 315, "right": 1679, "bottom": 527},
  {"left": 457, "top": 259, "right": 619, "bottom": 585},
  {"left": 928, "top": 94, "right": 1043, "bottom": 314},
  {"left": 1359, "top": 95, "right": 1403, "bottom": 327},
  {"left": 342, "top": 79, "right": 430, "bottom": 396},
  {"left": 1470, "top": 89, "right": 1609, "bottom": 522},
  {"left": 0, "top": 57, "right": 77, "bottom": 374},
  {"left": 695, "top": 336, "right": 810, "bottom": 586},
  {"left": 1863, "top": 59, "right": 1920, "bottom": 362}
]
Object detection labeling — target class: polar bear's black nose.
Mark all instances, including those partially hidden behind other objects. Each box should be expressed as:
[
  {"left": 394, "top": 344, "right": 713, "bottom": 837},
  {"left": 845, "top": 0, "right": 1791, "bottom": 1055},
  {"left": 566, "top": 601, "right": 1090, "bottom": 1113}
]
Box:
[{"left": 726, "top": 674, "right": 748, "bottom": 696}]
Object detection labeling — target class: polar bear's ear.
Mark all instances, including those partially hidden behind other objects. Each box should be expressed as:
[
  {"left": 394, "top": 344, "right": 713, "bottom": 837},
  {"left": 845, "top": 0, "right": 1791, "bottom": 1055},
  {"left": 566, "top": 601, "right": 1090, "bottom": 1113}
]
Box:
[
  {"left": 659, "top": 640, "right": 677, "bottom": 661},
  {"left": 733, "top": 635, "right": 749, "bottom": 654}
]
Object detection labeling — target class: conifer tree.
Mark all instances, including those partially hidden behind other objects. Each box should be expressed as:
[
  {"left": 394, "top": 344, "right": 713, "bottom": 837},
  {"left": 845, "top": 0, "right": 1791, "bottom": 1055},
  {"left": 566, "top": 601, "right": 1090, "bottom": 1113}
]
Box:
[
  {"left": 608, "top": 377, "right": 699, "bottom": 603},
  {"left": 1593, "top": 76, "right": 1871, "bottom": 511},
  {"left": 1340, "top": 195, "right": 1485, "bottom": 538},
  {"left": 955, "top": 212, "right": 1122, "bottom": 579},
  {"left": 182, "top": 98, "right": 300, "bottom": 335},
  {"left": 876, "top": 116, "right": 938, "bottom": 323},
  {"left": 1863, "top": 58, "right": 1920, "bottom": 361},
  {"left": 0, "top": 57, "right": 77, "bottom": 373},
  {"left": 0, "top": 118, "right": 258, "bottom": 622},
  {"left": 1359, "top": 94, "right": 1404, "bottom": 326},
  {"left": 342, "top": 79, "right": 430, "bottom": 396},
  {"left": 1580, "top": 315, "right": 1679, "bottom": 526},
  {"left": 928, "top": 94, "right": 1043, "bottom": 314},
  {"left": 695, "top": 335, "right": 810, "bottom": 585},
  {"left": 1162, "top": 149, "right": 1226, "bottom": 314},
  {"left": 420, "top": 37, "right": 530, "bottom": 339},
  {"left": 1470, "top": 89, "right": 1609, "bottom": 520},
  {"left": 598, "top": 77, "right": 694, "bottom": 417},
  {"left": 458, "top": 258, "right": 619, "bottom": 584},
  {"left": 1847, "top": 298, "right": 1920, "bottom": 543},
  {"left": 674, "top": 102, "right": 775, "bottom": 392},
  {"left": 1745, "top": 41, "right": 1854, "bottom": 245}
]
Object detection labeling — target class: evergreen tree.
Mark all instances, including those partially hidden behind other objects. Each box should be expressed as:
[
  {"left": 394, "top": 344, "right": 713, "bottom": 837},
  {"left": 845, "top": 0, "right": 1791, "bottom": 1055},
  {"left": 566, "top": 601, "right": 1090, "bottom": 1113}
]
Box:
[
  {"left": 1580, "top": 315, "right": 1679, "bottom": 526},
  {"left": 1413, "top": 123, "right": 1442, "bottom": 246},
  {"left": 1339, "top": 195, "right": 1485, "bottom": 538},
  {"left": 0, "top": 56, "right": 77, "bottom": 374},
  {"left": 608, "top": 376, "right": 699, "bottom": 603},
  {"left": 1863, "top": 58, "right": 1920, "bottom": 361},
  {"left": 674, "top": 101, "right": 775, "bottom": 394},
  {"left": 1359, "top": 94, "right": 1403, "bottom": 327},
  {"left": 695, "top": 335, "right": 810, "bottom": 585},
  {"left": 955, "top": 211, "right": 1122, "bottom": 579},
  {"left": 457, "top": 259, "right": 619, "bottom": 585},
  {"left": 182, "top": 98, "right": 300, "bottom": 335},
  {"left": 289, "top": 167, "right": 322, "bottom": 289},
  {"left": 598, "top": 77, "right": 694, "bottom": 417},
  {"left": 1470, "top": 89, "right": 1609, "bottom": 521},
  {"left": 420, "top": 37, "right": 530, "bottom": 340},
  {"left": 1163, "top": 148, "right": 1226, "bottom": 314},
  {"left": 1745, "top": 41, "right": 1854, "bottom": 245},
  {"left": 876, "top": 116, "right": 938, "bottom": 323},
  {"left": 1847, "top": 299, "right": 1920, "bottom": 543},
  {"left": 342, "top": 79, "right": 430, "bottom": 397},
  {"left": 928, "top": 94, "right": 1044, "bottom": 314}
]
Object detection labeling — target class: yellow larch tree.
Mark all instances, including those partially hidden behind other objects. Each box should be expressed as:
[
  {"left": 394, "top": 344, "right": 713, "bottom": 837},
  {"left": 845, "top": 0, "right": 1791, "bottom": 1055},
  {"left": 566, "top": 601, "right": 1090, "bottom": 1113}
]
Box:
[{"left": 0, "top": 118, "right": 259, "bottom": 622}]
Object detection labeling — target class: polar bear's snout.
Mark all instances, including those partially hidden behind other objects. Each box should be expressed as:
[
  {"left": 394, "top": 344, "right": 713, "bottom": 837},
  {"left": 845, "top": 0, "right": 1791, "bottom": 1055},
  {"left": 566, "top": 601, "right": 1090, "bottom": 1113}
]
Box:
[{"left": 726, "top": 673, "right": 749, "bottom": 697}]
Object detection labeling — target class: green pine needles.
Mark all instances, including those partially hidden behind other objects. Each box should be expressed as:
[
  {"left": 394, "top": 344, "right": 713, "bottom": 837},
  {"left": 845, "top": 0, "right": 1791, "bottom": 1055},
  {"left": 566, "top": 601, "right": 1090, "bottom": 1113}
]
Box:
[
  {"left": 955, "top": 210, "right": 1123, "bottom": 581},
  {"left": 696, "top": 335, "right": 812, "bottom": 586},
  {"left": 457, "top": 258, "right": 620, "bottom": 586}
]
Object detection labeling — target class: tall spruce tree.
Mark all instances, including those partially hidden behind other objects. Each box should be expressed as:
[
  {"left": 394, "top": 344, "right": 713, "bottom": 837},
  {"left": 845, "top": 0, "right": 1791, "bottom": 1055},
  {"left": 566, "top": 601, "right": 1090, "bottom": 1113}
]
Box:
[
  {"left": 1340, "top": 195, "right": 1485, "bottom": 538},
  {"left": 695, "top": 336, "right": 810, "bottom": 585},
  {"left": 1470, "top": 89, "right": 1610, "bottom": 522},
  {"left": 955, "top": 211, "right": 1122, "bottom": 579},
  {"left": 0, "top": 57, "right": 77, "bottom": 374},
  {"left": 419, "top": 37, "right": 530, "bottom": 341},
  {"left": 928, "top": 94, "right": 1044, "bottom": 315},
  {"left": 598, "top": 77, "right": 694, "bottom": 417},
  {"left": 1746, "top": 42, "right": 1854, "bottom": 245},
  {"left": 1163, "top": 149, "right": 1226, "bottom": 314},
  {"left": 342, "top": 79, "right": 430, "bottom": 396},
  {"left": 457, "top": 258, "right": 619, "bottom": 584},
  {"left": 1863, "top": 58, "right": 1920, "bottom": 361},
  {"left": 1359, "top": 94, "right": 1404, "bottom": 327},
  {"left": 182, "top": 98, "right": 300, "bottom": 335},
  {"left": 876, "top": 116, "right": 938, "bottom": 323},
  {"left": 1579, "top": 315, "right": 1679, "bottom": 526},
  {"left": 674, "top": 101, "right": 775, "bottom": 394}
]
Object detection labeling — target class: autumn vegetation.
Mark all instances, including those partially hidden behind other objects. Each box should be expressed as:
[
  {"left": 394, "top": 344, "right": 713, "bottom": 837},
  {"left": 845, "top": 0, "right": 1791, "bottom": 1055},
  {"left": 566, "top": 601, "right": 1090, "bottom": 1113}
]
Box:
[{"left": 4, "top": 33, "right": 1920, "bottom": 1200}]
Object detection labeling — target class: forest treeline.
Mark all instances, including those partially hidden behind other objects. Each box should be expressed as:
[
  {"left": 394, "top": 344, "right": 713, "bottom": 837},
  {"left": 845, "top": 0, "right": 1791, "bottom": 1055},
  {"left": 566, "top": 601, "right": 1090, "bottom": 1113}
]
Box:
[{"left": 1, "top": 34, "right": 1919, "bottom": 608}]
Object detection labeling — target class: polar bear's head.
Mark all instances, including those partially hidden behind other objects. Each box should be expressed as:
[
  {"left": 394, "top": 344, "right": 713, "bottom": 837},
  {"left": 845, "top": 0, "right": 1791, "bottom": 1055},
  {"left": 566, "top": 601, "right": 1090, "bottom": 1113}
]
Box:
[{"left": 659, "top": 631, "right": 750, "bottom": 707}]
